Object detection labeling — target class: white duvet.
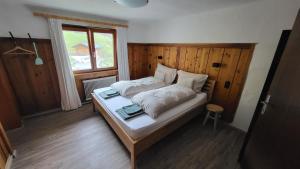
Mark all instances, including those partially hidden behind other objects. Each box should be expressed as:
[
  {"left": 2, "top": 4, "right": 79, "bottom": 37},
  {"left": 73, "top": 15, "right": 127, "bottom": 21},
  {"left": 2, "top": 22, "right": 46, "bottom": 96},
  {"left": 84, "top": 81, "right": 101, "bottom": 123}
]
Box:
[
  {"left": 131, "top": 84, "right": 196, "bottom": 118},
  {"left": 110, "top": 77, "right": 166, "bottom": 97}
]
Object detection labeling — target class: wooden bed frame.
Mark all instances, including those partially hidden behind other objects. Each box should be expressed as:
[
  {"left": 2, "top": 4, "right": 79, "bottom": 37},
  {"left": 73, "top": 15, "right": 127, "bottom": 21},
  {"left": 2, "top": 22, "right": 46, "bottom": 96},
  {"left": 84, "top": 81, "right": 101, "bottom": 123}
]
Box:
[{"left": 92, "top": 80, "right": 215, "bottom": 169}]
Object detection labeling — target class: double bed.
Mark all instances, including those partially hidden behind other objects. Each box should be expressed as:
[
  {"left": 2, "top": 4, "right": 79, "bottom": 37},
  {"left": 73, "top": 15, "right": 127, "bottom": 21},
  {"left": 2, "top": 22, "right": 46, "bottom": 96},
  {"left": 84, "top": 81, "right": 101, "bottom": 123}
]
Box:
[{"left": 92, "top": 79, "right": 215, "bottom": 169}]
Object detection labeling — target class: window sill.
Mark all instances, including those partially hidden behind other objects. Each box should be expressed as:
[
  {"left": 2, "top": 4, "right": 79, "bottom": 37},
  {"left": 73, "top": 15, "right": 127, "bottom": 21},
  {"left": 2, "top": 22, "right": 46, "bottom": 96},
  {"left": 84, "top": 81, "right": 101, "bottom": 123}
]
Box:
[{"left": 73, "top": 67, "right": 118, "bottom": 74}]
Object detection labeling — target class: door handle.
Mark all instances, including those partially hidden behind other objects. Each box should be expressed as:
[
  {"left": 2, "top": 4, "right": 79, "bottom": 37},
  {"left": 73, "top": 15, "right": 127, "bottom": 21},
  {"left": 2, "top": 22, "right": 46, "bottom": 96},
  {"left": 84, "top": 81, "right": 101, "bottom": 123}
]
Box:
[{"left": 260, "top": 94, "right": 271, "bottom": 115}]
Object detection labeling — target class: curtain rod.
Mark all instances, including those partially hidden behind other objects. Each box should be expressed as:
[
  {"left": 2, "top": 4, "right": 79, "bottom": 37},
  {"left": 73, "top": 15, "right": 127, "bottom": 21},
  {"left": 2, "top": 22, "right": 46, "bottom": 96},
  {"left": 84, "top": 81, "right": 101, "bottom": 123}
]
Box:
[{"left": 33, "top": 12, "right": 128, "bottom": 28}]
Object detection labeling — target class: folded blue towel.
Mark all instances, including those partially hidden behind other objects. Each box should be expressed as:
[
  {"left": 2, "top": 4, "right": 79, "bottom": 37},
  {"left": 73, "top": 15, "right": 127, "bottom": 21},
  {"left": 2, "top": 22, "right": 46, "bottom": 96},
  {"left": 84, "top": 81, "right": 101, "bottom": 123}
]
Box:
[
  {"left": 122, "top": 104, "right": 142, "bottom": 115},
  {"left": 99, "top": 89, "right": 120, "bottom": 99},
  {"left": 104, "top": 89, "right": 119, "bottom": 96},
  {"left": 116, "top": 108, "right": 145, "bottom": 120}
]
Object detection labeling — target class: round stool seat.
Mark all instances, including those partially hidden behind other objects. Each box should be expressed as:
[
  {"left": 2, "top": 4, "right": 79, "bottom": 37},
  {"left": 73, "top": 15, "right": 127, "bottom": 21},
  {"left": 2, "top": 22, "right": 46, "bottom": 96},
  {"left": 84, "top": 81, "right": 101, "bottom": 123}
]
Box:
[{"left": 206, "top": 104, "right": 224, "bottom": 113}]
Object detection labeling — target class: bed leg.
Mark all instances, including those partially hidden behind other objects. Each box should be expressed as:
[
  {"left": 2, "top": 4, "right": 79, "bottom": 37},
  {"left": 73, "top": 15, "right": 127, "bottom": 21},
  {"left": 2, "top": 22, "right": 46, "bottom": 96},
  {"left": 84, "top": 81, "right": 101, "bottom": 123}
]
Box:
[
  {"left": 131, "top": 151, "right": 137, "bottom": 169},
  {"left": 92, "top": 102, "right": 96, "bottom": 113}
]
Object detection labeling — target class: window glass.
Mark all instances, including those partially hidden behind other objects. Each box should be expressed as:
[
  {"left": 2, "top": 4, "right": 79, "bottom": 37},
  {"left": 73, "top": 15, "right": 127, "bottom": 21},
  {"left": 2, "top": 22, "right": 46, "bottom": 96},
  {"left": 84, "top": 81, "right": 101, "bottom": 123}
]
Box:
[
  {"left": 93, "top": 32, "right": 115, "bottom": 68},
  {"left": 62, "top": 30, "right": 92, "bottom": 71}
]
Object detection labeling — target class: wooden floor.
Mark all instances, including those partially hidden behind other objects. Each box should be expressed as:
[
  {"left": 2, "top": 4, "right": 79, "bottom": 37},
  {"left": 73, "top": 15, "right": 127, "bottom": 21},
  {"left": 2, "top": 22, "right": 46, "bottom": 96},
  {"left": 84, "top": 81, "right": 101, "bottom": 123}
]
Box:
[{"left": 8, "top": 104, "right": 244, "bottom": 169}]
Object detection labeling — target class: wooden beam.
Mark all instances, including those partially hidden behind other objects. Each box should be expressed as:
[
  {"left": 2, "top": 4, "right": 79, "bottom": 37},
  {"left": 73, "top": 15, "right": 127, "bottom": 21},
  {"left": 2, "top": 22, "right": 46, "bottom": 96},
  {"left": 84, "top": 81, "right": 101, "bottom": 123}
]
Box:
[
  {"left": 128, "top": 43, "right": 256, "bottom": 49},
  {"left": 33, "top": 12, "right": 128, "bottom": 28}
]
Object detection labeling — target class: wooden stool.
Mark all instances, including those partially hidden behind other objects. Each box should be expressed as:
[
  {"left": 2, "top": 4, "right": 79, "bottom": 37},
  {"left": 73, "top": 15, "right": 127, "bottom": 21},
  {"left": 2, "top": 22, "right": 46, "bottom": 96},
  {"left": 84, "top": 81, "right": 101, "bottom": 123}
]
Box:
[{"left": 203, "top": 104, "right": 224, "bottom": 130}]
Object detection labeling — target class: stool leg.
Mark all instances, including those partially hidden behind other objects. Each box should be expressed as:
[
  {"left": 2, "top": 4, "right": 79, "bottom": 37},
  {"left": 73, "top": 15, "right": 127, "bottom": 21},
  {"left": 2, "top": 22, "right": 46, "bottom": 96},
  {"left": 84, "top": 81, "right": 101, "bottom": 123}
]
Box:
[
  {"left": 214, "top": 113, "right": 219, "bottom": 130},
  {"left": 203, "top": 111, "right": 210, "bottom": 126}
]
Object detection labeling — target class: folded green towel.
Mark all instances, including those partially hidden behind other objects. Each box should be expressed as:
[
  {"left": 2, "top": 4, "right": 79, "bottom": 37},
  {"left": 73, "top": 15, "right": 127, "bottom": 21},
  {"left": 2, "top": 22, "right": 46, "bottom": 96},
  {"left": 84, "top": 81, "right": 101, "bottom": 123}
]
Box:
[
  {"left": 104, "top": 89, "right": 119, "bottom": 96},
  {"left": 99, "top": 89, "right": 120, "bottom": 99},
  {"left": 116, "top": 108, "right": 145, "bottom": 120},
  {"left": 122, "top": 104, "right": 142, "bottom": 115}
]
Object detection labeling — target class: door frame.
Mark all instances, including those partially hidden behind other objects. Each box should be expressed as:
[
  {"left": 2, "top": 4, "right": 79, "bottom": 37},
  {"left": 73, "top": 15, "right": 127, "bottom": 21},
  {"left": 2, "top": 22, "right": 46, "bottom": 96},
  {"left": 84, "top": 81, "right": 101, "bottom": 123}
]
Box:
[{"left": 238, "top": 30, "right": 291, "bottom": 162}]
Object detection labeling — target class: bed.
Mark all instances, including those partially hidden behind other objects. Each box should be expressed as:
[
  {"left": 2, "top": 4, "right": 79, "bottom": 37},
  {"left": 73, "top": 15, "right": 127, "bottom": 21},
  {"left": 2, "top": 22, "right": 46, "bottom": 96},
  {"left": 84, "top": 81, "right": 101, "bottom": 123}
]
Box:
[
  {"left": 111, "top": 63, "right": 177, "bottom": 97},
  {"left": 111, "top": 76, "right": 167, "bottom": 97},
  {"left": 92, "top": 80, "right": 215, "bottom": 169}
]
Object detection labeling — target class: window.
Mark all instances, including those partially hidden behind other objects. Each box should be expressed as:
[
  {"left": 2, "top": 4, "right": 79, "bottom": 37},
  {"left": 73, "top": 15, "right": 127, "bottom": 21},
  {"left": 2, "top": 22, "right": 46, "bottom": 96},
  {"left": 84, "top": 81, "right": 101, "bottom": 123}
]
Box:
[{"left": 62, "top": 25, "right": 117, "bottom": 72}]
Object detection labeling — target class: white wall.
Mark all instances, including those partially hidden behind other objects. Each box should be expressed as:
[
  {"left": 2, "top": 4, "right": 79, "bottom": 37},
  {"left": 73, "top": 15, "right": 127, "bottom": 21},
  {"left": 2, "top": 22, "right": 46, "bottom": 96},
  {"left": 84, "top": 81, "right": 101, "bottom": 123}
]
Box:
[
  {"left": 133, "top": 0, "right": 300, "bottom": 131},
  {"left": 0, "top": 1, "right": 50, "bottom": 38},
  {"left": 0, "top": 1, "right": 136, "bottom": 39},
  {"left": 128, "top": 21, "right": 148, "bottom": 42}
]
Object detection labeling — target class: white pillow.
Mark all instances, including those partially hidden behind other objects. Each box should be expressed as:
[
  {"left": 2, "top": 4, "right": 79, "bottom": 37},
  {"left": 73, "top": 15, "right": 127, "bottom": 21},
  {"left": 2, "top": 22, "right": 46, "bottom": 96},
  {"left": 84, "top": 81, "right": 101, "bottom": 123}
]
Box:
[
  {"left": 177, "top": 76, "right": 194, "bottom": 89},
  {"left": 154, "top": 70, "right": 165, "bottom": 81},
  {"left": 155, "top": 63, "right": 177, "bottom": 85},
  {"left": 177, "top": 70, "right": 208, "bottom": 93}
]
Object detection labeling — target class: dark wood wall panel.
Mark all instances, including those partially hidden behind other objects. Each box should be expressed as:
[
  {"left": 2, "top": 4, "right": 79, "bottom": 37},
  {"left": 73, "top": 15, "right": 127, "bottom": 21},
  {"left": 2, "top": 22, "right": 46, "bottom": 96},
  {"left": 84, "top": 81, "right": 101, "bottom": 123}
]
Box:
[
  {"left": 0, "top": 38, "right": 60, "bottom": 117},
  {"left": 128, "top": 43, "right": 255, "bottom": 122},
  {"left": 127, "top": 45, "right": 148, "bottom": 79},
  {"left": 0, "top": 59, "right": 21, "bottom": 130}
]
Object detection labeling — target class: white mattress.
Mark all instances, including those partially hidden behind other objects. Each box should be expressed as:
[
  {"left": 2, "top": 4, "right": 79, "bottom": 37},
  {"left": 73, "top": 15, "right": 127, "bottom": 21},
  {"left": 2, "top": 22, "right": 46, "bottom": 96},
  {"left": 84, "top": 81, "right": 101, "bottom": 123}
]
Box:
[{"left": 94, "top": 87, "right": 207, "bottom": 140}]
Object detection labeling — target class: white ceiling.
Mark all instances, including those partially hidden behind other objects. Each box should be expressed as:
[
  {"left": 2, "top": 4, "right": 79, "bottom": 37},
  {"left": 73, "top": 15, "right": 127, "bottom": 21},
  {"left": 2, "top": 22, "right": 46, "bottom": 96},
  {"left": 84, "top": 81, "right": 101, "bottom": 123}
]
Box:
[{"left": 6, "top": 0, "right": 260, "bottom": 22}]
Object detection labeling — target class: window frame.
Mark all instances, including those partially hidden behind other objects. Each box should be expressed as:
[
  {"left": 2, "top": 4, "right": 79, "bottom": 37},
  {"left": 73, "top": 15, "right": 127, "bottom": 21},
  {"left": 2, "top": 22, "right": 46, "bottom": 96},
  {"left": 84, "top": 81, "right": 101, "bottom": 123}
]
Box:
[{"left": 62, "top": 25, "right": 118, "bottom": 74}]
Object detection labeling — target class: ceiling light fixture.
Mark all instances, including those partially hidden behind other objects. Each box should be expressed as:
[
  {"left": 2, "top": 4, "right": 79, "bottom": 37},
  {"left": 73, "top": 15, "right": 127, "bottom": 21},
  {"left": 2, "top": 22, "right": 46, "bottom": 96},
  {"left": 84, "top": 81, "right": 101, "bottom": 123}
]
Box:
[{"left": 114, "top": 0, "right": 149, "bottom": 8}]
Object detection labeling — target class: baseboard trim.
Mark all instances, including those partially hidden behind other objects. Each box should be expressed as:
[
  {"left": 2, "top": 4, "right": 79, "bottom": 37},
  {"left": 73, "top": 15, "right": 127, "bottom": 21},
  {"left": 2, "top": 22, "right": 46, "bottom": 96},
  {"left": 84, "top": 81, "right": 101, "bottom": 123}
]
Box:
[{"left": 23, "top": 108, "right": 61, "bottom": 119}]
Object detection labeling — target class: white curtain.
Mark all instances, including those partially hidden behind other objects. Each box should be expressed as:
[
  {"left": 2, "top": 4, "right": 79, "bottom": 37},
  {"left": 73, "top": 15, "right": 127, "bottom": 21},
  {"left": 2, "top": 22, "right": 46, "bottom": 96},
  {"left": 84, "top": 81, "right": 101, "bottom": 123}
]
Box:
[
  {"left": 116, "top": 27, "right": 130, "bottom": 80},
  {"left": 48, "top": 18, "right": 82, "bottom": 111}
]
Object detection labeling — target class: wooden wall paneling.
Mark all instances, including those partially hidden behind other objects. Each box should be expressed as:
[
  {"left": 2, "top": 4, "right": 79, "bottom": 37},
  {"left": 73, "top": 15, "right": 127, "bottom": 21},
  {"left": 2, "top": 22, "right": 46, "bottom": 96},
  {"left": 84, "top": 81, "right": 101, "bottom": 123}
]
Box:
[
  {"left": 147, "top": 46, "right": 155, "bottom": 76},
  {"left": 178, "top": 47, "right": 187, "bottom": 71},
  {"left": 185, "top": 47, "right": 198, "bottom": 72},
  {"left": 142, "top": 47, "right": 148, "bottom": 77},
  {"left": 127, "top": 44, "right": 148, "bottom": 79},
  {"left": 213, "top": 48, "right": 242, "bottom": 122},
  {"left": 162, "top": 47, "right": 170, "bottom": 67},
  {"left": 146, "top": 46, "right": 152, "bottom": 76},
  {"left": 205, "top": 48, "right": 225, "bottom": 80},
  {"left": 43, "top": 42, "right": 61, "bottom": 106},
  {"left": 127, "top": 43, "right": 255, "bottom": 123},
  {"left": 133, "top": 45, "right": 148, "bottom": 79},
  {"left": 0, "top": 38, "right": 60, "bottom": 116},
  {"left": 194, "top": 48, "right": 210, "bottom": 74},
  {"left": 159, "top": 46, "right": 178, "bottom": 68},
  {"left": 168, "top": 47, "right": 178, "bottom": 68},
  {"left": 132, "top": 45, "right": 139, "bottom": 79},
  {"left": 133, "top": 46, "right": 141, "bottom": 79},
  {"left": 147, "top": 46, "right": 161, "bottom": 76},
  {"left": 27, "top": 43, "right": 60, "bottom": 111},
  {"left": 225, "top": 48, "right": 253, "bottom": 121},
  {"left": 156, "top": 46, "right": 164, "bottom": 65},
  {"left": 3, "top": 55, "right": 37, "bottom": 114},
  {"left": 0, "top": 59, "right": 21, "bottom": 130},
  {"left": 128, "top": 45, "right": 134, "bottom": 79}
]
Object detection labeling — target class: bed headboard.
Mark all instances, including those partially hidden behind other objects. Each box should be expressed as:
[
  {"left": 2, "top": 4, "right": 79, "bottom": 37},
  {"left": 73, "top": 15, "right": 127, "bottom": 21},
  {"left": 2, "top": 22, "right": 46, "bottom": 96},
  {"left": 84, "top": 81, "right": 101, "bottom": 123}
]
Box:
[{"left": 202, "top": 79, "right": 216, "bottom": 102}]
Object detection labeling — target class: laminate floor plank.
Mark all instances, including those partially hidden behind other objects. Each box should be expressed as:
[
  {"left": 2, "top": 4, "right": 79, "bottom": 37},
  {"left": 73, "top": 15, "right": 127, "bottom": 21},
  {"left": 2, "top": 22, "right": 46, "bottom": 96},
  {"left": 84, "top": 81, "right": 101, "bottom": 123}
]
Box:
[{"left": 8, "top": 104, "right": 244, "bottom": 169}]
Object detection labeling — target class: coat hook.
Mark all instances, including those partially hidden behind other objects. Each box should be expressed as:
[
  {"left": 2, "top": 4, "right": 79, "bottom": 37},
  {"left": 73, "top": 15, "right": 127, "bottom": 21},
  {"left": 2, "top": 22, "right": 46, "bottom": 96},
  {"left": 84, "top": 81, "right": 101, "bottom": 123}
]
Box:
[
  {"left": 9, "top": 31, "right": 18, "bottom": 46},
  {"left": 28, "top": 33, "right": 44, "bottom": 65}
]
